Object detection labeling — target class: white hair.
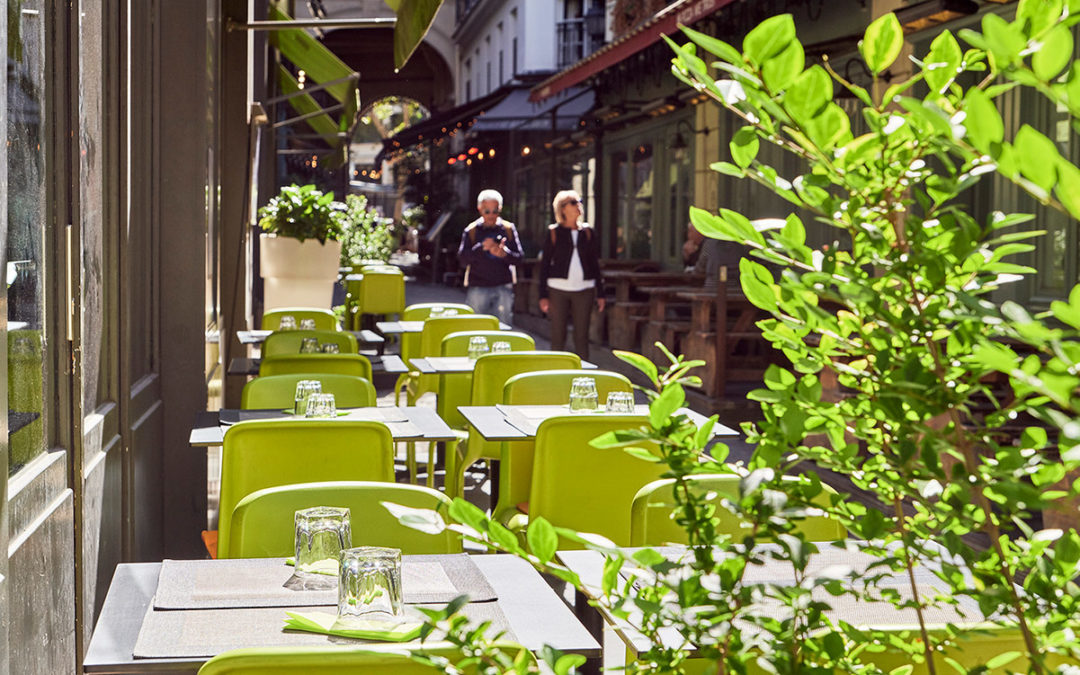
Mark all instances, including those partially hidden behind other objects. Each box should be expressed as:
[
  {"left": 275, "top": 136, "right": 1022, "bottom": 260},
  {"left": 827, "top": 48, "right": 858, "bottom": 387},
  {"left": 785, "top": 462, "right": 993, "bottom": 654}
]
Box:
[{"left": 476, "top": 189, "right": 503, "bottom": 209}]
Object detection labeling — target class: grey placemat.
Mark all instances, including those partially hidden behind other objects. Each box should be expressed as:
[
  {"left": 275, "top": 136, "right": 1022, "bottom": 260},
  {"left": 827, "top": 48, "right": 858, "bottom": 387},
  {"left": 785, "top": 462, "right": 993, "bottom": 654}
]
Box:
[
  {"left": 154, "top": 555, "right": 497, "bottom": 610},
  {"left": 133, "top": 601, "right": 516, "bottom": 659}
]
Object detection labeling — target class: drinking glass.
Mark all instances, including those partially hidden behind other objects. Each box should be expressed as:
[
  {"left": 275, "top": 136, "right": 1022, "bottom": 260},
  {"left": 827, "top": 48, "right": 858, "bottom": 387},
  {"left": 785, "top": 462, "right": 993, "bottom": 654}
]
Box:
[
  {"left": 299, "top": 318, "right": 317, "bottom": 331},
  {"left": 605, "top": 391, "right": 635, "bottom": 413},
  {"left": 294, "top": 506, "right": 352, "bottom": 577},
  {"left": 321, "top": 342, "right": 340, "bottom": 354},
  {"left": 428, "top": 306, "right": 445, "bottom": 318},
  {"left": 569, "top": 377, "right": 599, "bottom": 413},
  {"left": 278, "top": 315, "right": 297, "bottom": 331},
  {"left": 299, "top": 337, "right": 321, "bottom": 353},
  {"left": 294, "top": 380, "right": 322, "bottom": 415},
  {"left": 491, "top": 341, "right": 512, "bottom": 353},
  {"left": 305, "top": 393, "right": 337, "bottom": 418},
  {"left": 467, "top": 336, "right": 490, "bottom": 361},
  {"left": 338, "top": 547, "right": 403, "bottom": 622},
  {"left": 441, "top": 308, "right": 459, "bottom": 317}
]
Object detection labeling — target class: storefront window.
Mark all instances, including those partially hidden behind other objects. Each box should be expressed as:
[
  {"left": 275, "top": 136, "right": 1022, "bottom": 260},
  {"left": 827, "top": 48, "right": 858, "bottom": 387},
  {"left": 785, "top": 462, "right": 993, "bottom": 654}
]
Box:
[
  {"left": 7, "top": 0, "right": 47, "bottom": 474},
  {"left": 629, "top": 143, "right": 653, "bottom": 259}
]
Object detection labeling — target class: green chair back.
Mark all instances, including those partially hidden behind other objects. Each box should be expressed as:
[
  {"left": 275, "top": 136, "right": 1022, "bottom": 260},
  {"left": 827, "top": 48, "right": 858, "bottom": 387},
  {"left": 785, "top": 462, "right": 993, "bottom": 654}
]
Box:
[
  {"left": 358, "top": 269, "right": 406, "bottom": 317},
  {"left": 399, "top": 303, "right": 475, "bottom": 368},
  {"left": 241, "top": 374, "right": 376, "bottom": 409},
  {"left": 436, "top": 331, "right": 536, "bottom": 429},
  {"left": 530, "top": 415, "right": 665, "bottom": 549},
  {"left": 359, "top": 264, "right": 401, "bottom": 273},
  {"left": 496, "top": 370, "right": 632, "bottom": 525},
  {"left": 259, "top": 353, "right": 372, "bottom": 381},
  {"left": 629, "top": 474, "right": 846, "bottom": 546},
  {"left": 402, "top": 315, "right": 500, "bottom": 404},
  {"left": 263, "top": 307, "right": 338, "bottom": 331},
  {"left": 262, "top": 330, "right": 358, "bottom": 357},
  {"left": 199, "top": 644, "right": 534, "bottom": 674},
  {"left": 218, "top": 420, "right": 394, "bottom": 555},
  {"left": 225, "top": 481, "right": 460, "bottom": 558}
]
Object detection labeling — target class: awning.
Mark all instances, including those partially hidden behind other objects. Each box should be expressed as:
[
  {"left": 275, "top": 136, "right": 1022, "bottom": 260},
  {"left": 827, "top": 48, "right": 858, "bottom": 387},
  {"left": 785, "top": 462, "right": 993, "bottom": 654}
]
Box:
[
  {"left": 530, "top": 0, "right": 739, "bottom": 103},
  {"left": 378, "top": 86, "right": 512, "bottom": 162},
  {"left": 472, "top": 86, "right": 594, "bottom": 132}
]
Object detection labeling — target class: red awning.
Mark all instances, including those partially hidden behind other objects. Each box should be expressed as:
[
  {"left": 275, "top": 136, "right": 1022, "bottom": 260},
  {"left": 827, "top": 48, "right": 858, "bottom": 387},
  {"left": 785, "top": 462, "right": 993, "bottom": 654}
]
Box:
[{"left": 530, "top": 0, "right": 739, "bottom": 103}]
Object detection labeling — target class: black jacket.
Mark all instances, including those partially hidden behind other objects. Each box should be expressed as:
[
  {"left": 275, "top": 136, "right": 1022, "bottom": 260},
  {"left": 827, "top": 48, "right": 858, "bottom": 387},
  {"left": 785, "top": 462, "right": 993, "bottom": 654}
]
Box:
[
  {"left": 457, "top": 217, "right": 522, "bottom": 287},
  {"left": 538, "top": 223, "right": 604, "bottom": 299}
]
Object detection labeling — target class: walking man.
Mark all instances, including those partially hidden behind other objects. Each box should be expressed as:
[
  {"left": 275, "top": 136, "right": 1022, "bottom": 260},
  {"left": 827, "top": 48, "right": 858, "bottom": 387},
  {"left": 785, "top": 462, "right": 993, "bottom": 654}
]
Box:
[{"left": 458, "top": 189, "right": 522, "bottom": 324}]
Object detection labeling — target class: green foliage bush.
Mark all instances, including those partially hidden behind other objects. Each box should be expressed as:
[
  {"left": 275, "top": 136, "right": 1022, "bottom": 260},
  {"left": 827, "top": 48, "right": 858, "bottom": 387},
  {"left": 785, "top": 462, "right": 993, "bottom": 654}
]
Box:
[
  {"left": 257, "top": 184, "right": 344, "bottom": 244},
  {"left": 339, "top": 194, "right": 397, "bottom": 265},
  {"left": 397, "top": 2, "right": 1080, "bottom": 672}
]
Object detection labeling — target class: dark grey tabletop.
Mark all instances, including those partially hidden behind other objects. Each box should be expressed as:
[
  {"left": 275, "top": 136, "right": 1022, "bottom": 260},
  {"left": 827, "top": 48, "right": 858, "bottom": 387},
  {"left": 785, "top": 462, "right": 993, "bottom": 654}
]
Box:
[
  {"left": 226, "top": 354, "right": 407, "bottom": 377},
  {"left": 236, "top": 329, "right": 384, "bottom": 350},
  {"left": 409, "top": 356, "right": 599, "bottom": 374},
  {"left": 458, "top": 405, "right": 739, "bottom": 442},
  {"left": 83, "top": 554, "right": 600, "bottom": 673},
  {"left": 376, "top": 320, "right": 512, "bottom": 336},
  {"left": 189, "top": 406, "right": 458, "bottom": 447}
]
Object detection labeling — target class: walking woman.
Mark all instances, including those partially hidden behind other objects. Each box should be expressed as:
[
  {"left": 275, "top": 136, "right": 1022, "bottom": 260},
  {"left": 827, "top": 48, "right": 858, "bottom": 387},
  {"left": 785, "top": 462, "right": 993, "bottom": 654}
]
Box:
[{"left": 538, "top": 190, "right": 605, "bottom": 358}]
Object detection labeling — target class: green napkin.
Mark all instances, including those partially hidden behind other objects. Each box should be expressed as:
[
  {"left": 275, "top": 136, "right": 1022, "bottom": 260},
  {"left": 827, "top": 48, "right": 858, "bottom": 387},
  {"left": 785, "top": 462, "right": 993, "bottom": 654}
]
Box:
[
  {"left": 284, "top": 611, "right": 423, "bottom": 641},
  {"left": 285, "top": 557, "right": 338, "bottom": 576}
]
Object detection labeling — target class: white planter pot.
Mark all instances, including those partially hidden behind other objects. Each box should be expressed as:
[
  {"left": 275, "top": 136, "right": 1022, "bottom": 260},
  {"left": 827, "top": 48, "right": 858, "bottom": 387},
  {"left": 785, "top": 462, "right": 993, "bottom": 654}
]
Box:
[{"left": 260, "top": 234, "right": 342, "bottom": 311}]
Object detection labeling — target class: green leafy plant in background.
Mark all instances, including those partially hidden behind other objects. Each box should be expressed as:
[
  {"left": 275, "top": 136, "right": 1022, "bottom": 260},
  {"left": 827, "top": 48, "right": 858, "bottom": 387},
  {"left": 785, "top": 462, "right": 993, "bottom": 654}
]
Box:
[
  {"left": 257, "top": 184, "right": 344, "bottom": 244},
  {"left": 340, "top": 194, "right": 397, "bottom": 264},
  {"left": 395, "top": 2, "right": 1080, "bottom": 672}
]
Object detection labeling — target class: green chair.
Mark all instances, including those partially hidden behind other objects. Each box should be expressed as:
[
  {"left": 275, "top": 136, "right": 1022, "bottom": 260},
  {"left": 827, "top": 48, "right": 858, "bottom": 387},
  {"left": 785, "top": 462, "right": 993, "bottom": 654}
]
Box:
[
  {"left": 263, "top": 307, "right": 338, "bottom": 331},
  {"left": 397, "top": 303, "right": 474, "bottom": 374},
  {"left": 217, "top": 419, "right": 395, "bottom": 556},
  {"left": 262, "top": 329, "right": 359, "bottom": 357},
  {"left": 529, "top": 415, "right": 665, "bottom": 548},
  {"left": 241, "top": 373, "right": 376, "bottom": 409},
  {"left": 394, "top": 314, "right": 499, "bottom": 405},
  {"left": 348, "top": 269, "right": 406, "bottom": 329},
  {"left": 259, "top": 353, "right": 373, "bottom": 381},
  {"left": 436, "top": 330, "right": 536, "bottom": 430},
  {"left": 629, "top": 473, "right": 846, "bottom": 546},
  {"left": 224, "top": 481, "right": 460, "bottom": 558},
  {"left": 496, "top": 370, "right": 632, "bottom": 528},
  {"left": 199, "top": 643, "right": 535, "bottom": 674},
  {"left": 445, "top": 351, "right": 581, "bottom": 499}
]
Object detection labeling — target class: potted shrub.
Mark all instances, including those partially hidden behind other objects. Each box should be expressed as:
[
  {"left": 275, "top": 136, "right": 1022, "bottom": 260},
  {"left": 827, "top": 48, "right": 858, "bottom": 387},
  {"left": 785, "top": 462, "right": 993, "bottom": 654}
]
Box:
[
  {"left": 339, "top": 194, "right": 397, "bottom": 268},
  {"left": 257, "top": 184, "right": 345, "bottom": 310}
]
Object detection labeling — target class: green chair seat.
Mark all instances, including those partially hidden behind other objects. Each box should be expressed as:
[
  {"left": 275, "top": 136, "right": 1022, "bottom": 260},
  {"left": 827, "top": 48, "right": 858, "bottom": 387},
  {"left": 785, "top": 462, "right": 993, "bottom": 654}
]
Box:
[
  {"left": 224, "top": 481, "right": 460, "bottom": 558},
  {"left": 259, "top": 353, "right": 372, "bottom": 381},
  {"left": 241, "top": 373, "right": 376, "bottom": 409},
  {"left": 218, "top": 419, "right": 394, "bottom": 555},
  {"left": 263, "top": 307, "right": 338, "bottom": 331}
]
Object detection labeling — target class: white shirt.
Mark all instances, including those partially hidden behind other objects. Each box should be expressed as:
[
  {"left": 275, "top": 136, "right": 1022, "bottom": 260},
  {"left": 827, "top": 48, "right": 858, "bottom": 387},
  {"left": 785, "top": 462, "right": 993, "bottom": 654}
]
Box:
[{"left": 547, "top": 229, "right": 595, "bottom": 293}]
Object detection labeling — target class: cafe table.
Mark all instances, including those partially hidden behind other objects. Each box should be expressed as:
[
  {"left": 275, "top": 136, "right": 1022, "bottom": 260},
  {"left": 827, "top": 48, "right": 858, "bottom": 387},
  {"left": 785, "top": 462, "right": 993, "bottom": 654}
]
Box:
[
  {"left": 236, "top": 329, "right": 385, "bottom": 354},
  {"left": 226, "top": 353, "right": 407, "bottom": 377},
  {"left": 188, "top": 406, "right": 459, "bottom": 447},
  {"left": 676, "top": 288, "right": 765, "bottom": 398},
  {"left": 409, "top": 356, "right": 599, "bottom": 375},
  {"left": 557, "top": 544, "right": 985, "bottom": 656},
  {"left": 602, "top": 271, "right": 704, "bottom": 350},
  {"left": 375, "top": 320, "right": 513, "bottom": 336},
  {"left": 83, "top": 554, "right": 601, "bottom": 674},
  {"left": 457, "top": 404, "right": 739, "bottom": 443}
]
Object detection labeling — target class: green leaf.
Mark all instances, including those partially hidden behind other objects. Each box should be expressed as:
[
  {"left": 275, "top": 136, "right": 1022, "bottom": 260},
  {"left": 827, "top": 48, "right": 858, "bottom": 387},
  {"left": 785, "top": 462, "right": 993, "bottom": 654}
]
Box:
[
  {"left": 448, "top": 498, "right": 489, "bottom": 533},
  {"left": 924, "top": 30, "right": 962, "bottom": 94},
  {"left": 743, "top": 14, "right": 796, "bottom": 67},
  {"left": 632, "top": 547, "right": 666, "bottom": 567},
  {"left": 963, "top": 88, "right": 1004, "bottom": 152},
  {"left": 803, "top": 102, "right": 852, "bottom": 150},
  {"left": 740, "top": 258, "right": 778, "bottom": 312},
  {"left": 784, "top": 65, "right": 832, "bottom": 124},
  {"left": 680, "top": 25, "right": 742, "bottom": 63},
  {"left": 526, "top": 516, "right": 558, "bottom": 563},
  {"left": 623, "top": 446, "right": 661, "bottom": 462},
  {"left": 860, "top": 12, "right": 903, "bottom": 75},
  {"left": 1016, "top": 0, "right": 1063, "bottom": 38},
  {"left": 380, "top": 501, "right": 446, "bottom": 535},
  {"left": 690, "top": 206, "right": 745, "bottom": 244},
  {"left": 385, "top": 0, "right": 443, "bottom": 70},
  {"left": 487, "top": 521, "right": 522, "bottom": 552},
  {"left": 982, "top": 13, "right": 1027, "bottom": 68},
  {"left": 730, "top": 127, "right": 760, "bottom": 168},
  {"left": 762, "top": 39, "right": 805, "bottom": 92},
  {"left": 1033, "top": 24, "right": 1072, "bottom": 80},
  {"left": 694, "top": 415, "right": 719, "bottom": 448},
  {"left": 985, "top": 651, "right": 1022, "bottom": 669},
  {"left": 1055, "top": 160, "right": 1080, "bottom": 220},
  {"left": 1014, "top": 124, "right": 1061, "bottom": 191},
  {"left": 554, "top": 654, "right": 587, "bottom": 675},
  {"left": 650, "top": 384, "right": 685, "bottom": 428},
  {"left": 601, "top": 555, "right": 624, "bottom": 595},
  {"left": 711, "top": 161, "right": 746, "bottom": 177},
  {"left": 613, "top": 350, "right": 659, "bottom": 386}
]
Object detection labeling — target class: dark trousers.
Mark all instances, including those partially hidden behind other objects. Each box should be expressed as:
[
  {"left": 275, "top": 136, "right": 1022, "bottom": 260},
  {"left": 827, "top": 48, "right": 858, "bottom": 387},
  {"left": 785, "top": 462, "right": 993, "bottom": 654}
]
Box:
[{"left": 548, "top": 287, "right": 595, "bottom": 359}]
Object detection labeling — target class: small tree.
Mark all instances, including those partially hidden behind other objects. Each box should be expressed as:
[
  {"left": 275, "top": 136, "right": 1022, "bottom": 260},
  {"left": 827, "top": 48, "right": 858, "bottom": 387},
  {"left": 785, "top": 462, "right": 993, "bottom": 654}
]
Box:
[
  {"left": 339, "top": 194, "right": 397, "bottom": 265},
  {"left": 398, "top": 3, "right": 1080, "bottom": 672}
]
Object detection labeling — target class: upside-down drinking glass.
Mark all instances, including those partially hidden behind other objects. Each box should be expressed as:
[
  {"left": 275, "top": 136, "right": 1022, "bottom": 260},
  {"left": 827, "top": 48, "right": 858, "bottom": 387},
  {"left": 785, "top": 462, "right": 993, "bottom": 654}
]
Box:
[
  {"left": 605, "top": 391, "right": 635, "bottom": 413},
  {"left": 338, "top": 547, "right": 403, "bottom": 622},
  {"left": 299, "top": 337, "right": 321, "bottom": 354},
  {"left": 294, "top": 380, "right": 322, "bottom": 416},
  {"left": 299, "top": 318, "right": 317, "bottom": 331},
  {"left": 294, "top": 506, "right": 352, "bottom": 577},
  {"left": 569, "top": 377, "right": 598, "bottom": 413},
  {"left": 491, "top": 341, "right": 512, "bottom": 353},
  {"left": 467, "top": 336, "right": 490, "bottom": 361},
  {"left": 278, "top": 315, "right": 297, "bottom": 331},
  {"left": 305, "top": 393, "right": 337, "bottom": 418},
  {"left": 321, "top": 342, "right": 340, "bottom": 354}
]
